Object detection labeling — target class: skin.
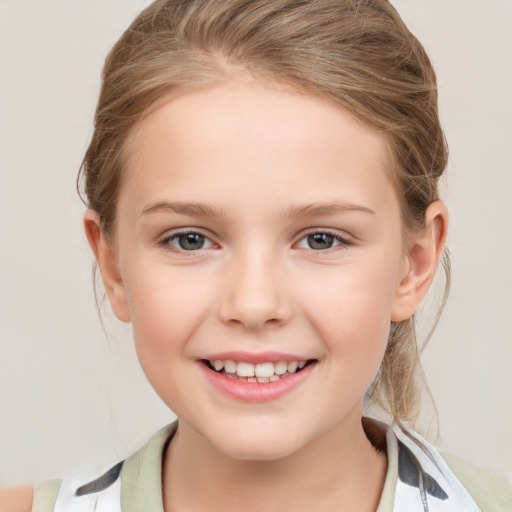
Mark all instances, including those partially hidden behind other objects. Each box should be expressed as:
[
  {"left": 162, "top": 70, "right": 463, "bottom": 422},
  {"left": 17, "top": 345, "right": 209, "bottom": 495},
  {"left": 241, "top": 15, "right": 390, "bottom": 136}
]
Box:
[
  {"left": 78, "top": 80, "right": 448, "bottom": 512},
  {"left": 0, "top": 487, "right": 32, "bottom": 512}
]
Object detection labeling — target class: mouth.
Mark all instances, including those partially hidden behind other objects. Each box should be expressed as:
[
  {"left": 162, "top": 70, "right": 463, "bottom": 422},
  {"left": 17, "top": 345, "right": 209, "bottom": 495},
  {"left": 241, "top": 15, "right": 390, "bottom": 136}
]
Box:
[
  {"left": 198, "top": 352, "right": 318, "bottom": 402},
  {"left": 201, "top": 358, "right": 315, "bottom": 383}
]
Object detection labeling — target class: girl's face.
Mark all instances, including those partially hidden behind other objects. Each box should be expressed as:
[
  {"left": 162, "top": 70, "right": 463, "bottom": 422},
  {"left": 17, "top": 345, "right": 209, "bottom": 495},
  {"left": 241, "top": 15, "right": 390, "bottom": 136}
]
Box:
[{"left": 100, "top": 81, "right": 414, "bottom": 460}]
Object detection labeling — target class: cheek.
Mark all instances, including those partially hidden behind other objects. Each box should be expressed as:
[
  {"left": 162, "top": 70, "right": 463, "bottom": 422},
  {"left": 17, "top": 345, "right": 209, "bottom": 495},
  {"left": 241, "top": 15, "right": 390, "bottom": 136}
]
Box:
[
  {"left": 123, "top": 264, "right": 215, "bottom": 360},
  {"left": 299, "top": 256, "right": 399, "bottom": 371},
  {"left": 121, "top": 264, "right": 221, "bottom": 409}
]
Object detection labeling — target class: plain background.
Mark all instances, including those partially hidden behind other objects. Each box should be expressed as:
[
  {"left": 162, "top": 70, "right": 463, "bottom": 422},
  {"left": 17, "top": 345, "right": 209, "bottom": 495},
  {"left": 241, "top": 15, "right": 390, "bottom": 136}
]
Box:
[{"left": 1, "top": 0, "right": 511, "bottom": 486}]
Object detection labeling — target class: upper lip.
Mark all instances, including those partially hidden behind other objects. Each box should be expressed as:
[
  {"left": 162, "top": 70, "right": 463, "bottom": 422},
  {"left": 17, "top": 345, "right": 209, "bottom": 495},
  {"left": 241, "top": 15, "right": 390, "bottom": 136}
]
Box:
[{"left": 200, "top": 351, "right": 313, "bottom": 364}]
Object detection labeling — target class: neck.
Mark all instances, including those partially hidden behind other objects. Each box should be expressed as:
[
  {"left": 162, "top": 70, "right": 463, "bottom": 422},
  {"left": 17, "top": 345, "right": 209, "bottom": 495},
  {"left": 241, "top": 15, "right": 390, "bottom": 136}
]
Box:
[{"left": 162, "top": 410, "right": 387, "bottom": 512}]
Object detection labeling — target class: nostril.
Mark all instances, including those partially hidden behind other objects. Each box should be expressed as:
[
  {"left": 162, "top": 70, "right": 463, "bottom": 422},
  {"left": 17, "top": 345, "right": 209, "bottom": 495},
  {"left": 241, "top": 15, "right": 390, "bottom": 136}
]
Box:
[
  {"left": 225, "top": 316, "right": 284, "bottom": 331},
  {"left": 218, "top": 276, "right": 292, "bottom": 331}
]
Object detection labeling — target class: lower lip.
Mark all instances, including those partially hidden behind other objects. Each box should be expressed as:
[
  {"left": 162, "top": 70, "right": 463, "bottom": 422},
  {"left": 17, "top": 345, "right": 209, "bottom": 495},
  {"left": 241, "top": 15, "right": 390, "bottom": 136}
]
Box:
[{"left": 199, "top": 361, "right": 316, "bottom": 403}]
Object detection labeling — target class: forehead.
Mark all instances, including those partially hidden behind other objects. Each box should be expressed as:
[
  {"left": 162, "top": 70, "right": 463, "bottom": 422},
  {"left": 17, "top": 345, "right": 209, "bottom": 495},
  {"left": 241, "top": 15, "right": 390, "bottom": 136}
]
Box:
[{"left": 120, "top": 81, "right": 398, "bottom": 218}]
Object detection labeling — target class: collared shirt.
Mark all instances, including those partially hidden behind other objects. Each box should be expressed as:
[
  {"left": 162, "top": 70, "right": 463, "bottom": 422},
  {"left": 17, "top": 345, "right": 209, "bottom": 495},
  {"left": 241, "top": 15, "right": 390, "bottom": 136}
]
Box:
[{"left": 32, "top": 419, "right": 512, "bottom": 512}]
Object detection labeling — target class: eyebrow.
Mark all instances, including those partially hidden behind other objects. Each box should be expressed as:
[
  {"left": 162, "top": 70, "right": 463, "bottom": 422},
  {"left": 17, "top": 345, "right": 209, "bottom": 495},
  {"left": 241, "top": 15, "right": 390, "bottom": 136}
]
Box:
[
  {"left": 140, "top": 201, "right": 374, "bottom": 219},
  {"left": 282, "top": 202, "right": 375, "bottom": 219},
  {"left": 141, "top": 201, "right": 224, "bottom": 218}
]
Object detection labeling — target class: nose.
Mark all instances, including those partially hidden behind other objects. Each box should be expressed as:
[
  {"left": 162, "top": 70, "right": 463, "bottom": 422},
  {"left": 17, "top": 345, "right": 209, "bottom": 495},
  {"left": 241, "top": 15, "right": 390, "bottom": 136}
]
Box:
[{"left": 218, "top": 248, "right": 292, "bottom": 331}]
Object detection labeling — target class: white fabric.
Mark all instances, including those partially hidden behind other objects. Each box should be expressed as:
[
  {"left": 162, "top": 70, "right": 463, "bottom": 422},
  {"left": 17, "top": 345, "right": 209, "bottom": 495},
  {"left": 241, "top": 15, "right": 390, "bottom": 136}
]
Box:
[
  {"left": 391, "top": 424, "right": 481, "bottom": 512},
  {"left": 52, "top": 465, "right": 122, "bottom": 512}
]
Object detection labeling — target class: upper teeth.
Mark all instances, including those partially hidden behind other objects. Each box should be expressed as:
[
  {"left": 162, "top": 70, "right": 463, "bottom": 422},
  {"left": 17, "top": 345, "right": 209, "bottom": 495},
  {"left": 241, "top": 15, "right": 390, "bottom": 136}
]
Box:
[{"left": 211, "top": 360, "right": 307, "bottom": 378}]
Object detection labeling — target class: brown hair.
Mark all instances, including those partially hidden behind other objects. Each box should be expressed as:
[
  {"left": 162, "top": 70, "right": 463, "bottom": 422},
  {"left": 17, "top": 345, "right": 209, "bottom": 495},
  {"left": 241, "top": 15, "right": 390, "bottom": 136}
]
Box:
[{"left": 80, "top": 0, "right": 450, "bottom": 426}]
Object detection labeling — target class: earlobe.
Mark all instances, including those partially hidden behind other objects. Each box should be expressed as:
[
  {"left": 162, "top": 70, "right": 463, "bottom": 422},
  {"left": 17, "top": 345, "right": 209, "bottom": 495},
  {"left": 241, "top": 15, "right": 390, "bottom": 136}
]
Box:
[
  {"left": 391, "top": 200, "right": 448, "bottom": 322},
  {"left": 83, "top": 209, "right": 131, "bottom": 323}
]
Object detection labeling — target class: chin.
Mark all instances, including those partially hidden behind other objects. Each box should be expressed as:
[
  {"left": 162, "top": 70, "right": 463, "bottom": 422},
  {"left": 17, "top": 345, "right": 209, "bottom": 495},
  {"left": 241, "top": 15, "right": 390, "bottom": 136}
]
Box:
[
  {"left": 216, "top": 437, "right": 301, "bottom": 462},
  {"left": 204, "top": 420, "right": 307, "bottom": 462}
]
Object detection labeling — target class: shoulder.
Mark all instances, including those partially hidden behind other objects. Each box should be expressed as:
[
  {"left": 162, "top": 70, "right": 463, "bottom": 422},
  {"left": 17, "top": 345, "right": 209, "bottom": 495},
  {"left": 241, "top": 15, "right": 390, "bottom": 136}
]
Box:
[
  {"left": 441, "top": 452, "right": 512, "bottom": 512},
  {"left": 386, "top": 421, "right": 512, "bottom": 512},
  {"left": 0, "top": 486, "right": 33, "bottom": 512},
  {"left": 31, "top": 480, "right": 62, "bottom": 512},
  {"left": 27, "top": 422, "right": 177, "bottom": 512}
]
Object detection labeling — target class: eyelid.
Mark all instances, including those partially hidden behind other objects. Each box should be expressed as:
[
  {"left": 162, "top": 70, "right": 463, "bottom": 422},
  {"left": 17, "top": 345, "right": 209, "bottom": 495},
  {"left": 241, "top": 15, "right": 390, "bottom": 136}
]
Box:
[
  {"left": 294, "top": 229, "right": 353, "bottom": 251},
  {"left": 158, "top": 228, "right": 218, "bottom": 253},
  {"left": 156, "top": 227, "right": 352, "bottom": 254}
]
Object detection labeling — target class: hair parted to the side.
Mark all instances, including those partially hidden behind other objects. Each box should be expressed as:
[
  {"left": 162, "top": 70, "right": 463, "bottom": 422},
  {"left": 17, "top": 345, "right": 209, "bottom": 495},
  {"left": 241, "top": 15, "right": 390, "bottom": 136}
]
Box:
[{"left": 79, "top": 0, "right": 450, "bottom": 427}]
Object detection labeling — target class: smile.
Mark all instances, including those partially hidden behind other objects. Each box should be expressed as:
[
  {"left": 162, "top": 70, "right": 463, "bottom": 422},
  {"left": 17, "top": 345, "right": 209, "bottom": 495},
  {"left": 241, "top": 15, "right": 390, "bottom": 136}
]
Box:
[
  {"left": 199, "top": 355, "right": 317, "bottom": 402},
  {"left": 204, "top": 359, "right": 310, "bottom": 382}
]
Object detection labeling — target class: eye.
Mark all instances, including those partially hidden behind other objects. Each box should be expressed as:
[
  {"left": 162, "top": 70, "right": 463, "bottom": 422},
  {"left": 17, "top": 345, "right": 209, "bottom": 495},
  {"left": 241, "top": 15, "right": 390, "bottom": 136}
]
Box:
[
  {"left": 161, "top": 231, "right": 214, "bottom": 252},
  {"left": 296, "top": 231, "right": 349, "bottom": 251}
]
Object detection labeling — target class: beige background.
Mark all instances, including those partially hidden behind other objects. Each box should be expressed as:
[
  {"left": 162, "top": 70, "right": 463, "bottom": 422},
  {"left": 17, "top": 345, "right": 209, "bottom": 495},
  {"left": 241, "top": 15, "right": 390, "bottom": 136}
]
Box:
[{"left": 1, "top": 0, "right": 511, "bottom": 485}]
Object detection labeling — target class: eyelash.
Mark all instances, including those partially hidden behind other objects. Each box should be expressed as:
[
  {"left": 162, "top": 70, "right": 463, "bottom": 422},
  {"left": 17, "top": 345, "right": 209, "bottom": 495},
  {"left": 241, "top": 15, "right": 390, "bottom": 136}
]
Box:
[
  {"left": 295, "top": 231, "right": 352, "bottom": 252},
  {"left": 158, "top": 229, "right": 352, "bottom": 254},
  {"left": 159, "top": 229, "right": 214, "bottom": 254}
]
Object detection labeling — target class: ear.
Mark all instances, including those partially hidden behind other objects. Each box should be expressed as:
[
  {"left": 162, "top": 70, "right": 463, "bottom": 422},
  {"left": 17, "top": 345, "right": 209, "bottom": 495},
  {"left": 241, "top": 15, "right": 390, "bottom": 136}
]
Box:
[
  {"left": 391, "top": 200, "right": 448, "bottom": 322},
  {"left": 83, "top": 209, "right": 131, "bottom": 323}
]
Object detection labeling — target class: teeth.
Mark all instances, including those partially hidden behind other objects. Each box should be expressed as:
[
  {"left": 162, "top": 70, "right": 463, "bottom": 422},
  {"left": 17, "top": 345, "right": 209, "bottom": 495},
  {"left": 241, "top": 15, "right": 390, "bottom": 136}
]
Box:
[
  {"left": 224, "top": 360, "right": 236, "bottom": 374},
  {"left": 237, "top": 362, "right": 255, "bottom": 377},
  {"left": 209, "top": 359, "right": 309, "bottom": 380},
  {"left": 287, "top": 361, "right": 298, "bottom": 373},
  {"left": 274, "top": 361, "right": 288, "bottom": 375},
  {"left": 255, "top": 362, "right": 274, "bottom": 378}
]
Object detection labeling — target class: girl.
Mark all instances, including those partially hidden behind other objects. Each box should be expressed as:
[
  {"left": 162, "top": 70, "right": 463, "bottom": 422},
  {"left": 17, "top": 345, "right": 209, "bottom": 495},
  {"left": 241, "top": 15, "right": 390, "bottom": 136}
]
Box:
[{"left": 2, "top": 1, "right": 511, "bottom": 511}]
